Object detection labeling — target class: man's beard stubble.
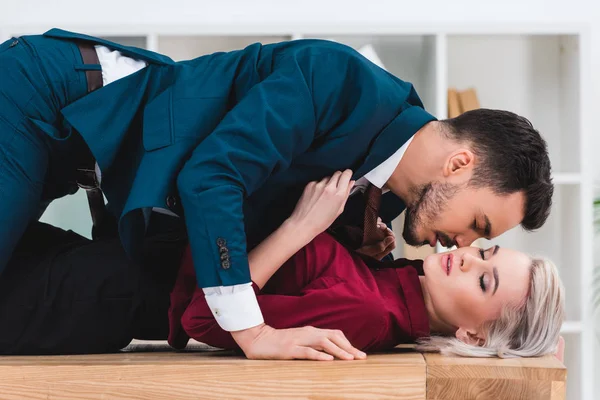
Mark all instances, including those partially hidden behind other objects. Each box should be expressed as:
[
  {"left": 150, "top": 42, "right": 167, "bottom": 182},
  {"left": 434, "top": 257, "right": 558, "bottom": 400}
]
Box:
[{"left": 402, "top": 182, "right": 458, "bottom": 247}]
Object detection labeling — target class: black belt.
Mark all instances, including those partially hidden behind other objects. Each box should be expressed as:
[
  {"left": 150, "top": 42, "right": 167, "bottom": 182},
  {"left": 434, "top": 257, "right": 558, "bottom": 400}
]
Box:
[{"left": 75, "top": 42, "right": 116, "bottom": 240}]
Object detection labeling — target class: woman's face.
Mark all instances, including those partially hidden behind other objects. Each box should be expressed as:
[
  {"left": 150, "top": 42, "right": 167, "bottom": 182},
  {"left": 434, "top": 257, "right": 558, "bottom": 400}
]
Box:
[{"left": 422, "top": 245, "right": 531, "bottom": 341}]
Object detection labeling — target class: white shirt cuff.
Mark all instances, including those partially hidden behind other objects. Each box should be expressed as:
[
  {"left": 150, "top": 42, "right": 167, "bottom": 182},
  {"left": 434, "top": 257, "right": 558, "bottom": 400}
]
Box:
[{"left": 202, "top": 283, "right": 264, "bottom": 332}]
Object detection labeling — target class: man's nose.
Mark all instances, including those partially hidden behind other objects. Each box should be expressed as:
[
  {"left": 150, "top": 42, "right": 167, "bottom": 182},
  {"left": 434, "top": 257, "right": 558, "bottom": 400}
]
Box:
[{"left": 455, "top": 234, "right": 477, "bottom": 248}]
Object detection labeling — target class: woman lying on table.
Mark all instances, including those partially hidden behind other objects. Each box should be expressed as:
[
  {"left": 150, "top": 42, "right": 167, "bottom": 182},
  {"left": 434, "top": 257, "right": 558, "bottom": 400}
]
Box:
[{"left": 168, "top": 172, "right": 564, "bottom": 360}]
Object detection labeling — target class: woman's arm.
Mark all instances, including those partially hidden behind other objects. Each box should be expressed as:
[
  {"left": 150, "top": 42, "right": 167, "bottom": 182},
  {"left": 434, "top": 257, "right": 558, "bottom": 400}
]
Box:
[
  {"left": 248, "top": 170, "right": 354, "bottom": 289},
  {"left": 246, "top": 220, "right": 312, "bottom": 290},
  {"left": 180, "top": 281, "right": 387, "bottom": 352}
]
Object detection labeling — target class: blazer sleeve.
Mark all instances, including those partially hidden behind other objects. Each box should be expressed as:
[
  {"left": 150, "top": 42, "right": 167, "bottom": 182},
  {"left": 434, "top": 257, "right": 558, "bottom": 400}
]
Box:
[
  {"left": 180, "top": 282, "right": 388, "bottom": 352},
  {"left": 176, "top": 57, "right": 318, "bottom": 289}
]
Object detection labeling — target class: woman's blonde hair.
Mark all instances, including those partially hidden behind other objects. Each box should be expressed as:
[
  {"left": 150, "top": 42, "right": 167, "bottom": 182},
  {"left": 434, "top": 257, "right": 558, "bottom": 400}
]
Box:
[{"left": 416, "top": 257, "right": 564, "bottom": 358}]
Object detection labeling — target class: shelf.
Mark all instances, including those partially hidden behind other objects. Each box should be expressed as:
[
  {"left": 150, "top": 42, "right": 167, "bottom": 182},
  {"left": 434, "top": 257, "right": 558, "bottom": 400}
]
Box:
[
  {"left": 303, "top": 34, "right": 439, "bottom": 112},
  {"left": 99, "top": 36, "right": 147, "bottom": 49},
  {"left": 552, "top": 173, "right": 582, "bottom": 185},
  {"left": 155, "top": 35, "right": 291, "bottom": 61},
  {"left": 447, "top": 34, "right": 581, "bottom": 174},
  {"left": 560, "top": 321, "right": 583, "bottom": 334}
]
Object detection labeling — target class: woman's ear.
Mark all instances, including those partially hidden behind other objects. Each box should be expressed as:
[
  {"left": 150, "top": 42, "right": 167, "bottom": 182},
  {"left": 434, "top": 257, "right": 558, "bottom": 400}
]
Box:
[
  {"left": 455, "top": 327, "right": 485, "bottom": 346},
  {"left": 443, "top": 149, "right": 475, "bottom": 178}
]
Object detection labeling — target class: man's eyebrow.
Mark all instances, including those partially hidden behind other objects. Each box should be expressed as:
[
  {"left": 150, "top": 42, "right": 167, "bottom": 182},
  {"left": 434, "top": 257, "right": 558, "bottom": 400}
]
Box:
[
  {"left": 493, "top": 266, "right": 499, "bottom": 295},
  {"left": 483, "top": 215, "right": 492, "bottom": 238}
]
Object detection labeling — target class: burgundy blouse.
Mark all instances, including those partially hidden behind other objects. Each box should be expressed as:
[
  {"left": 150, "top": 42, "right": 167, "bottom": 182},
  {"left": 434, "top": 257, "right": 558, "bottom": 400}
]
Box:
[{"left": 168, "top": 232, "right": 430, "bottom": 352}]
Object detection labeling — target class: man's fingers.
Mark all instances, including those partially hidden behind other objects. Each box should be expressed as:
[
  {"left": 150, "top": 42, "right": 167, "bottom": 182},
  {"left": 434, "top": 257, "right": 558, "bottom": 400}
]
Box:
[
  {"left": 326, "top": 330, "right": 367, "bottom": 360},
  {"left": 295, "top": 346, "right": 334, "bottom": 361},
  {"left": 318, "top": 338, "right": 354, "bottom": 360}
]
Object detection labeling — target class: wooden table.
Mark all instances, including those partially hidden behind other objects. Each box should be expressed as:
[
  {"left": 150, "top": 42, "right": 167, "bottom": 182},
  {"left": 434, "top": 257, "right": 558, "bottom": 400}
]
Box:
[
  {"left": 424, "top": 353, "right": 566, "bottom": 400},
  {"left": 0, "top": 348, "right": 566, "bottom": 399}
]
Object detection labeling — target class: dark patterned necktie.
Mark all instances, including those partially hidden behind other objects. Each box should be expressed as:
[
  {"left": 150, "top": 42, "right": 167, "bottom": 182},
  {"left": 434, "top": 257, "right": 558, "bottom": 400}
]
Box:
[
  {"left": 327, "top": 182, "right": 386, "bottom": 250},
  {"left": 361, "top": 183, "right": 387, "bottom": 247}
]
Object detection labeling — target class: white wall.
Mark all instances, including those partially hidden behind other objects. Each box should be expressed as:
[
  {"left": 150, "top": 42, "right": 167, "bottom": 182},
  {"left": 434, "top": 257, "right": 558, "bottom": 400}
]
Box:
[{"left": 0, "top": 0, "right": 597, "bottom": 27}]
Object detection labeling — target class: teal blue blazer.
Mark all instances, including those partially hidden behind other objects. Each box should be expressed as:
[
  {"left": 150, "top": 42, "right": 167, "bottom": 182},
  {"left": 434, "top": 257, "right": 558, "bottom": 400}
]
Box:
[{"left": 26, "top": 29, "right": 437, "bottom": 287}]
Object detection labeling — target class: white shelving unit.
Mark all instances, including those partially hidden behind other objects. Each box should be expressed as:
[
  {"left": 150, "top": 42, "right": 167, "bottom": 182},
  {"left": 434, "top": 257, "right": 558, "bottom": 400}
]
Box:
[{"left": 4, "top": 23, "right": 594, "bottom": 400}]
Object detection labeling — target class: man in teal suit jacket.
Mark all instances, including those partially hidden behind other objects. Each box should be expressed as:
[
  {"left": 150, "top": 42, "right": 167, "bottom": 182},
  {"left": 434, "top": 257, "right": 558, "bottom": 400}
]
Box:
[{"left": 0, "top": 30, "right": 553, "bottom": 357}]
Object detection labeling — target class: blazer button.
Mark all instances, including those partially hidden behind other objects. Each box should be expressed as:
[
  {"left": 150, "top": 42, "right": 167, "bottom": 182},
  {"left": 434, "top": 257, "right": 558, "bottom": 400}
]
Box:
[
  {"left": 219, "top": 246, "right": 228, "bottom": 254},
  {"left": 216, "top": 238, "right": 227, "bottom": 247},
  {"left": 221, "top": 259, "right": 231, "bottom": 269},
  {"left": 220, "top": 252, "right": 229, "bottom": 261},
  {"left": 166, "top": 195, "right": 177, "bottom": 209}
]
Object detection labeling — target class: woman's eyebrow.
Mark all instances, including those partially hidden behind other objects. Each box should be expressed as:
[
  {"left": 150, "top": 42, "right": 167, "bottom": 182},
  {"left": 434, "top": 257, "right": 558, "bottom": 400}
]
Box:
[
  {"left": 491, "top": 245, "right": 500, "bottom": 295},
  {"left": 492, "top": 266, "right": 499, "bottom": 295}
]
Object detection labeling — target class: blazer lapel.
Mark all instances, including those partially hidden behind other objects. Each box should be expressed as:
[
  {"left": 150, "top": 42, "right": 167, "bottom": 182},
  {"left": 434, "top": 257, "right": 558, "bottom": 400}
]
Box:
[{"left": 352, "top": 105, "right": 436, "bottom": 180}]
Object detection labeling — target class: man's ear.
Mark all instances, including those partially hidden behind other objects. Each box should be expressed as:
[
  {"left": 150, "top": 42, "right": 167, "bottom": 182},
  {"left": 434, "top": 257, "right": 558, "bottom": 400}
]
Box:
[
  {"left": 443, "top": 149, "right": 475, "bottom": 178},
  {"left": 455, "top": 327, "right": 485, "bottom": 346}
]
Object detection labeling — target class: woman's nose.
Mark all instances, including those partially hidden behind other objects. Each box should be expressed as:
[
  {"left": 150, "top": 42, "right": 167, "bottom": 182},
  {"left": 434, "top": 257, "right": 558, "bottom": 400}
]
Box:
[{"left": 459, "top": 253, "right": 476, "bottom": 272}]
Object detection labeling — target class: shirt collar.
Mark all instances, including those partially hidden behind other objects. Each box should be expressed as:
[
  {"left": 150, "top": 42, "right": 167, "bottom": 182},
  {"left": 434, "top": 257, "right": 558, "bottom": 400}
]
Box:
[
  {"left": 395, "top": 264, "right": 430, "bottom": 339},
  {"left": 362, "top": 135, "right": 414, "bottom": 193}
]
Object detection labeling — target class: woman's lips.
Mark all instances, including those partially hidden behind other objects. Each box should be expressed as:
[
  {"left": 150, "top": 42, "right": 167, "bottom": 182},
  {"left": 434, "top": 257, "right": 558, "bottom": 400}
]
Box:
[{"left": 441, "top": 254, "right": 453, "bottom": 276}]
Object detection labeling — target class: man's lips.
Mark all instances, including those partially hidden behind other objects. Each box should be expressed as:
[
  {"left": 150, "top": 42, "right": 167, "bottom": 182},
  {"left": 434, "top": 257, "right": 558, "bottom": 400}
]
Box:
[
  {"left": 438, "top": 235, "right": 454, "bottom": 248},
  {"left": 430, "top": 235, "right": 437, "bottom": 247}
]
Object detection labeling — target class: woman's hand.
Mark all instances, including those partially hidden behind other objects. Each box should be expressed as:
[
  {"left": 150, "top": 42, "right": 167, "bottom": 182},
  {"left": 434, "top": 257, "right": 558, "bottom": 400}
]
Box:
[
  {"left": 248, "top": 170, "right": 353, "bottom": 290},
  {"left": 286, "top": 170, "right": 355, "bottom": 239},
  {"left": 356, "top": 217, "right": 397, "bottom": 260}
]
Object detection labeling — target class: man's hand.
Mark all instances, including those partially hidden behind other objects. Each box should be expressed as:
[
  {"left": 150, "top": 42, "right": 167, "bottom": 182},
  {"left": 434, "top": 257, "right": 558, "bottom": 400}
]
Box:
[
  {"left": 356, "top": 217, "right": 396, "bottom": 260},
  {"left": 231, "top": 323, "right": 367, "bottom": 361}
]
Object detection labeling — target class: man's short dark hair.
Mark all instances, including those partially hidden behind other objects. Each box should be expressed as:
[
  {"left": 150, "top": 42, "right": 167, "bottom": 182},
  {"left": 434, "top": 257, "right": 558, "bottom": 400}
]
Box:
[{"left": 441, "top": 108, "right": 553, "bottom": 231}]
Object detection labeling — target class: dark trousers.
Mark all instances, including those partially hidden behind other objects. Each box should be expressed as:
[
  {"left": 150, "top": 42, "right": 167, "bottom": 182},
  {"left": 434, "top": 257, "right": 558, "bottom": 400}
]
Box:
[{"left": 0, "top": 214, "right": 187, "bottom": 355}]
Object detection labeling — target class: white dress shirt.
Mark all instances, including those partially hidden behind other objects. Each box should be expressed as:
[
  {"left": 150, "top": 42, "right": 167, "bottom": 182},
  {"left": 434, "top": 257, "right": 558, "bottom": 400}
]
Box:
[
  {"left": 350, "top": 136, "right": 414, "bottom": 196},
  {"left": 93, "top": 45, "right": 413, "bottom": 333}
]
